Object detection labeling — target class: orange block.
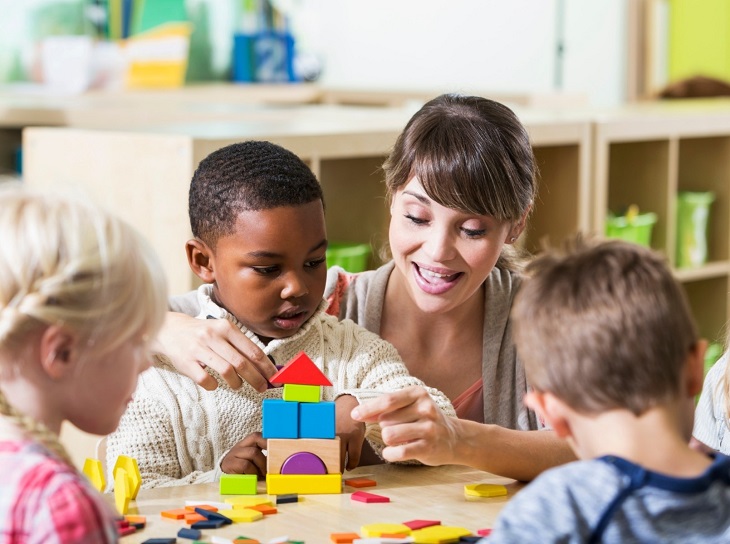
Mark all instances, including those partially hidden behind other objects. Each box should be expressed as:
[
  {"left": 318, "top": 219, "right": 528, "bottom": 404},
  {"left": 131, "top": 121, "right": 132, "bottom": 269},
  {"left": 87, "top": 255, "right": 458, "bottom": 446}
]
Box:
[
  {"left": 233, "top": 540, "right": 260, "bottom": 544},
  {"left": 246, "top": 504, "right": 278, "bottom": 515},
  {"left": 184, "top": 513, "right": 206, "bottom": 523},
  {"left": 344, "top": 477, "right": 377, "bottom": 488},
  {"left": 330, "top": 533, "right": 361, "bottom": 543},
  {"left": 160, "top": 508, "right": 188, "bottom": 519},
  {"left": 185, "top": 504, "right": 218, "bottom": 512},
  {"left": 382, "top": 534, "right": 408, "bottom": 538},
  {"left": 124, "top": 515, "right": 146, "bottom": 524}
]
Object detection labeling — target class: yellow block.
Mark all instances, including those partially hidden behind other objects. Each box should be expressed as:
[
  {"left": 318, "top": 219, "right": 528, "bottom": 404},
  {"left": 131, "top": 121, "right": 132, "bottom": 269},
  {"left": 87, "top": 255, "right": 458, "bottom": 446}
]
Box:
[
  {"left": 361, "top": 523, "right": 412, "bottom": 537},
  {"left": 410, "top": 525, "right": 472, "bottom": 543},
  {"left": 226, "top": 497, "right": 274, "bottom": 508},
  {"left": 464, "top": 483, "right": 508, "bottom": 498},
  {"left": 266, "top": 473, "right": 342, "bottom": 495},
  {"left": 82, "top": 458, "right": 105, "bottom": 492},
  {"left": 114, "top": 467, "right": 130, "bottom": 515},
  {"left": 217, "top": 508, "right": 263, "bottom": 523},
  {"left": 114, "top": 455, "right": 142, "bottom": 499}
]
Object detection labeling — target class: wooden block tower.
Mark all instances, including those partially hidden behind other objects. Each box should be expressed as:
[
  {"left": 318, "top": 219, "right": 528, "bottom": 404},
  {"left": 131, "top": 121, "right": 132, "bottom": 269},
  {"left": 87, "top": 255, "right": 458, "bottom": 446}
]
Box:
[{"left": 263, "top": 351, "right": 342, "bottom": 495}]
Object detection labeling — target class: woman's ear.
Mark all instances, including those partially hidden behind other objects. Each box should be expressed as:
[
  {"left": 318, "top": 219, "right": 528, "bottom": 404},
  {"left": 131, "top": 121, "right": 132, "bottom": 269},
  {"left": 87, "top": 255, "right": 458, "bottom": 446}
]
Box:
[
  {"left": 39, "top": 325, "right": 77, "bottom": 380},
  {"left": 186, "top": 238, "right": 216, "bottom": 284},
  {"left": 505, "top": 206, "right": 532, "bottom": 244}
]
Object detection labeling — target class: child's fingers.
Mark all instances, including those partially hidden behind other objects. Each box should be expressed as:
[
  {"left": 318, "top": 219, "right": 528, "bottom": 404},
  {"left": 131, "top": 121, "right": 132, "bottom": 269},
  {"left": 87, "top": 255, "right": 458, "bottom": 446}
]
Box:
[{"left": 350, "top": 386, "right": 426, "bottom": 422}]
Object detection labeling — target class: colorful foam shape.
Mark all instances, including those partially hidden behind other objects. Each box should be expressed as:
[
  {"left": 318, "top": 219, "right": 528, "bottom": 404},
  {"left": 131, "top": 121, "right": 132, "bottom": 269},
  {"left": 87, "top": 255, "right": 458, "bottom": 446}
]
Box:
[
  {"left": 266, "top": 437, "right": 340, "bottom": 475},
  {"left": 114, "top": 467, "right": 130, "bottom": 515},
  {"left": 283, "top": 383, "right": 321, "bottom": 403},
  {"left": 177, "top": 527, "right": 202, "bottom": 540},
  {"left": 403, "top": 519, "right": 441, "bottom": 530},
  {"left": 82, "top": 458, "right": 105, "bottom": 492},
  {"left": 350, "top": 490, "right": 390, "bottom": 503},
  {"left": 299, "top": 401, "right": 335, "bottom": 438},
  {"left": 464, "top": 483, "right": 508, "bottom": 498},
  {"left": 281, "top": 452, "right": 327, "bottom": 475},
  {"left": 330, "top": 533, "right": 361, "bottom": 543},
  {"left": 246, "top": 503, "right": 277, "bottom": 515},
  {"left": 262, "top": 398, "right": 299, "bottom": 438},
  {"left": 409, "top": 525, "right": 472, "bottom": 543},
  {"left": 194, "top": 507, "right": 233, "bottom": 524},
  {"left": 220, "top": 473, "right": 257, "bottom": 495},
  {"left": 360, "top": 523, "right": 411, "bottom": 537},
  {"left": 113, "top": 455, "right": 142, "bottom": 498},
  {"left": 344, "top": 477, "right": 377, "bottom": 488},
  {"left": 269, "top": 351, "right": 332, "bottom": 386},
  {"left": 226, "top": 497, "right": 273, "bottom": 508},
  {"left": 190, "top": 519, "right": 226, "bottom": 529},
  {"left": 217, "top": 508, "right": 263, "bottom": 522},
  {"left": 275, "top": 493, "right": 299, "bottom": 504},
  {"left": 267, "top": 473, "right": 342, "bottom": 494}
]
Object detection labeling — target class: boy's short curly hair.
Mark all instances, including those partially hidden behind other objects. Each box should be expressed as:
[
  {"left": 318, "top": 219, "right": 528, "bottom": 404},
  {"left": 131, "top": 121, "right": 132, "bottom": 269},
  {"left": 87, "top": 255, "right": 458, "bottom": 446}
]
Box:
[{"left": 189, "top": 140, "right": 323, "bottom": 248}]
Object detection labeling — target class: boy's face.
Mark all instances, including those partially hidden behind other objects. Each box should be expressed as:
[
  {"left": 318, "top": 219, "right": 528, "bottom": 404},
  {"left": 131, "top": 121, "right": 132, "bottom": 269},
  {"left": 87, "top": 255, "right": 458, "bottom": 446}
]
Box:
[{"left": 205, "top": 200, "right": 328, "bottom": 343}]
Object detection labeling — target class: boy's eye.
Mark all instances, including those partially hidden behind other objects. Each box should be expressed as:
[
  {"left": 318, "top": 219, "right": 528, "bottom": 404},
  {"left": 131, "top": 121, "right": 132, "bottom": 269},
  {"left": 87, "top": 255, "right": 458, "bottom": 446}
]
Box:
[
  {"left": 405, "top": 213, "right": 428, "bottom": 225},
  {"left": 306, "top": 256, "right": 327, "bottom": 269},
  {"left": 253, "top": 266, "right": 279, "bottom": 275}
]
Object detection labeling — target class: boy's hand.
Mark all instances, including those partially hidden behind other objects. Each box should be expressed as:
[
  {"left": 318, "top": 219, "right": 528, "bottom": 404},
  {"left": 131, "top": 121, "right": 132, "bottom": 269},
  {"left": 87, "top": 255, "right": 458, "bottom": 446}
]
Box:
[
  {"left": 350, "top": 385, "right": 459, "bottom": 466},
  {"left": 156, "top": 312, "right": 276, "bottom": 392},
  {"left": 335, "top": 395, "right": 366, "bottom": 471},
  {"left": 220, "top": 432, "right": 268, "bottom": 477}
]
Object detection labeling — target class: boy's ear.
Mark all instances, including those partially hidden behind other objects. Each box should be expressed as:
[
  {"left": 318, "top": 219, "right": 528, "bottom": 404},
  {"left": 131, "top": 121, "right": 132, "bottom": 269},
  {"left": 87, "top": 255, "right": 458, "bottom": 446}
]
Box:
[
  {"left": 686, "top": 339, "right": 708, "bottom": 398},
  {"left": 186, "top": 238, "right": 216, "bottom": 284},
  {"left": 39, "top": 325, "right": 78, "bottom": 380},
  {"left": 525, "top": 390, "right": 573, "bottom": 439}
]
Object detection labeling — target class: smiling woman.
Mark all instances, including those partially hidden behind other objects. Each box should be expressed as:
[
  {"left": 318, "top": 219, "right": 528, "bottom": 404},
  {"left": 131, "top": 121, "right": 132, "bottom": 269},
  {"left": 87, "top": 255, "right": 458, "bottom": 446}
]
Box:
[{"left": 159, "top": 95, "right": 576, "bottom": 481}]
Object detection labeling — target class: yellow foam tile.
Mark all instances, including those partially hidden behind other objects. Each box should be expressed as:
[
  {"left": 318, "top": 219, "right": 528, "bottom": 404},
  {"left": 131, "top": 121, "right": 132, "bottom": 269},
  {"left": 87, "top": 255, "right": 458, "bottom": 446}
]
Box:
[
  {"left": 266, "top": 473, "right": 342, "bottom": 495},
  {"left": 217, "top": 508, "right": 263, "bottom": 523},
  {"left": 410, "top": 525, "right": 472, "bottom": 543},
  {"left": 226, "top": 497, "right": 274, "bottom": 508},
  {"left": 464, "top": 483, "right": 508, "bottom": 498},
  {"left": 113, "top": 455, "right": 142, "bottom": 499},
  {"left": 360, "top": 523, "right": 412, "bottom": 537},
  {"left": 114, "top": 467, "right": 130, "bottom": 515},
  {"left": 82, "top": 458, "right": 105, "bottom": 492}
]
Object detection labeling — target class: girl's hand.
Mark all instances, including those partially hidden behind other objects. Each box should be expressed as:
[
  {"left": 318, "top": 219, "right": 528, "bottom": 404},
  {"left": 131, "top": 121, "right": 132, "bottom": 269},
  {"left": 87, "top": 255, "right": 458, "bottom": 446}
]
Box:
[
  {"left": 220, "top": 432, "right": 268, "bottom": 477},
  {"left": 335, "top": 395, "right": 366, "bottom": 470},
  {"left": 155, "top": 312, "right": 276, "bottom": 392},
  {"left": 350, "top": 385, "right": 459, "bottom": 466}
]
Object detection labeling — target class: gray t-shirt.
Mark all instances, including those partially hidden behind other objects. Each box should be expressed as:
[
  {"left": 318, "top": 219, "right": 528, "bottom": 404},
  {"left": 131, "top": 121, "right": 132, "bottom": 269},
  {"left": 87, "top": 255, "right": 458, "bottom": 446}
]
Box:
[{"left": 483, "top": 454, "right": 730, "bottom": 543}]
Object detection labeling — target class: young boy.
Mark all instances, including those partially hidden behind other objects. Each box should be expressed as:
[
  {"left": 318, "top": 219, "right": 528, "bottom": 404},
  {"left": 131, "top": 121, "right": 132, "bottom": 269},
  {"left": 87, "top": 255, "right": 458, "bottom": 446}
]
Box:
[
  {"left": 106, "top": 140, "right": 454, "bottom": 488},
  {"left": 484, "top": 238, "right": 730, "bottom": 543}
]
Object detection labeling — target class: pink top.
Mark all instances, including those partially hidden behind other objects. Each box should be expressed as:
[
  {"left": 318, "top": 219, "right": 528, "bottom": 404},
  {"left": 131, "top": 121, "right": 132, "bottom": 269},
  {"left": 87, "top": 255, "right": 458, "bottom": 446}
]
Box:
[
  {"left": 0, "top": 439, "right": 118, "bottom": 544},
  {"left": 452, "top": 378, "right": 485, "bottom": 423}
]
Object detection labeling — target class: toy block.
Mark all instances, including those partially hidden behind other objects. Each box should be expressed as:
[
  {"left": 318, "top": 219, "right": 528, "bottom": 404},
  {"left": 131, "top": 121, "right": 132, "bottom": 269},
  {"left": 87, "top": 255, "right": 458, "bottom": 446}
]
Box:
[
  {"left": 266, "top": 473, "right": 342, "bottom": 495},
  {"left": 185, "top": 512, "right": 207, "bottom": 523},
  {"left": 118, "top": 525, "right": 137, "bottom": 536},
  {"left": 113, "top": 455, "right": 142, "bottom": 498},
  {"left": 194, "top": 507, "right": 233, "bottom": 524},
  {"left": 266, "top": 437, "right": 340, "bottom": 475},
  {"left": 191, "top": 519, "right": 227, "bottom": 529},
  {"left": 185, "top": 504, "right": 218, "bottom": 512},
  {"left": 361, "top": 523, "right": 411, "bottom": 537},
  {"left": 283, "top": 383, "right": 321, "bottom": 403},
  {"left": 245, "top": 503, "right": 277, "bottom": 515},
  {"left": 160, "top": 508, "right": 189, "bottom": 519},
  {"left": 351, "top": 491, "right": 390, "bottom": 503},
  {"left": 220, "top": 473, "right": 257, "bottom": 495},
  {"left": 403, "top": 520, "right": 440, "bottom": 530},
  {"left": 299, "top": 401, "right": 335, "bottom": 438},
  {"left": 463, "top": 483, "right": 507, "bottom": 498},
  {"left": 275, "top": 493, "right": 299, "bottom": 504},
  {"left": 187, "top": 499, "right": 230, "bottom": 510},
  {"left": 262, "top": 399, "right": 299, "bottom": 438},
  {"left": 218, "top": 508, "right": 263, "bottom": 523},
  {"left": 330, "top": 533, "right": 361, "bottom": 543},
  {"left": 226, "top": 497, "right": 273, "bottom": 508},
  {"left": 82, "top": 458, "right": 105, "bottom": 492},
  {"left": 458, "top": 536, "right": 484, "bottom": 543},
  {"left": 409, "top": 525, "right": 471, "bottom": 543},
  {"left": 476, "top": 528, "right": 493, "bottom": 536},
  {"left": 178, "top": 527, "right": 202, "bottom": 540},
  {"left": 281, "top": 452, "right": 327, "bottom": 475},
  {"left": 269, "top": 351, "right": 332, "bottom": 386},
  {"left": 125, "top": 515, "right": 146, "bottom": 527},
  {"left": 233, "top": 539, "right": 261, "bottom": 544},
  {"left": 344, "top": 477, "right": 376, "bottom": 488},
  {"left": 114, "top": 467, "right": 130, "bottom": 515}
]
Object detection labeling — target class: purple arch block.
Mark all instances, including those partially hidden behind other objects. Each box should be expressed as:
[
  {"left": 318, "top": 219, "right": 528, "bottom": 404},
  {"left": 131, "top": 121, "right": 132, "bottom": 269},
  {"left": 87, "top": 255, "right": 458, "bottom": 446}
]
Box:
[{"left": 280, "top": 452, "right": 327, "bottom": 475}]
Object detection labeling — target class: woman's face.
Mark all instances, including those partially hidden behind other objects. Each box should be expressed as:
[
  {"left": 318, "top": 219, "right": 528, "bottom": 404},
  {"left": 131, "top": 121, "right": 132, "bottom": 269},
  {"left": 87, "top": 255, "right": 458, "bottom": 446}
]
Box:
[{"left": 389, "top": 176, "right": 521, "bottom": 314}]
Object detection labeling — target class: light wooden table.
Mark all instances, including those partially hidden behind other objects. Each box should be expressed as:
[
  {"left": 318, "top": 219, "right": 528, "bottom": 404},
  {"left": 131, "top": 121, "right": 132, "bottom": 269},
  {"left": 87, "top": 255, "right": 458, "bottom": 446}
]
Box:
[{"left": 109, "top": 464, "right": 522, "bottom": 542}]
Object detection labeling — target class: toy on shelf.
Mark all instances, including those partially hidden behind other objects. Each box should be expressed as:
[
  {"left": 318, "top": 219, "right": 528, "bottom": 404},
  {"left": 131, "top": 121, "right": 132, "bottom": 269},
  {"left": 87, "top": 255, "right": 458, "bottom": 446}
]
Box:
[{"left": 263, "top": 352, "right": 342, "bottom": 495}]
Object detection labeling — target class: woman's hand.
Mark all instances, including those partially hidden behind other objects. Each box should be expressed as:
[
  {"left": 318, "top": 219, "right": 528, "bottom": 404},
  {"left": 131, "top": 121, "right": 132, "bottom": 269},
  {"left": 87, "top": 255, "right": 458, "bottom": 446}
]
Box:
[
  {"left": 335, "top": 395, "right": 366, "bottom": 470},
  {"left": 154, "top": 312, "right": 276, "bottom": 392},
  {"left": 220, "top": 432, "right": 268, "bottom": 477},
  {"left": 350, "top": 385, "right": 459, "bottom": 466}
]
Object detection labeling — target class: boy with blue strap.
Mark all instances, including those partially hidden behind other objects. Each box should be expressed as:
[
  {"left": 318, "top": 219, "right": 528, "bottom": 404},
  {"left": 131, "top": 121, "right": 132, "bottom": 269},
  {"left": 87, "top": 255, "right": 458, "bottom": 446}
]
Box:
[{"left": 484, "top": 237, "right": 730, "bottom": 543}]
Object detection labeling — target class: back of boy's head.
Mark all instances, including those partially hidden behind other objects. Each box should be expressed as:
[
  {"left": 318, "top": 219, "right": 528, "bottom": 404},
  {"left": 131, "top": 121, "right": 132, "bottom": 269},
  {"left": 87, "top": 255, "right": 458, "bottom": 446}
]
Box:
[
  {"left": 0, "top": 185, "right": 167, "bottom": 358},
  {"left": 189, "top": 140, "right": 323, "bottom": 248},
  {"left": 512, "top": 237, "right": 698, "bottom": 416}
]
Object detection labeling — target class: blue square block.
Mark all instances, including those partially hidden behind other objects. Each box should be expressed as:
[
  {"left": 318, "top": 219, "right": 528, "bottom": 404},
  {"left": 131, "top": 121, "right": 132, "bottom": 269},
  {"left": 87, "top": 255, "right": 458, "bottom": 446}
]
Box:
[
  {"left": 263, "top": 399, "right": 298, "bottom": 438},
  {"left": 299, "top": 401, "right": 335, "bottom": 439}
]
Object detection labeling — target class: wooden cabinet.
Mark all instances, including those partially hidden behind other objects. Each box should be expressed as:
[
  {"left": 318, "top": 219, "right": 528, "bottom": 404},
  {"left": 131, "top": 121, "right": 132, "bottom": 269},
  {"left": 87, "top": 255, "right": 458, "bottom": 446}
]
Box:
[{"left": 592, "top": 100, "right": 730, "bottom": 343}]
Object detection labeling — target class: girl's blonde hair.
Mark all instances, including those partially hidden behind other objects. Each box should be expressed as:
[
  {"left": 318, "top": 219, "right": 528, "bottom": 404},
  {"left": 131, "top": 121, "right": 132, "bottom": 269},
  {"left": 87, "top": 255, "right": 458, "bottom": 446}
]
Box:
[{"left": 0, "top": 185, "right": 167, "bottom": 465}]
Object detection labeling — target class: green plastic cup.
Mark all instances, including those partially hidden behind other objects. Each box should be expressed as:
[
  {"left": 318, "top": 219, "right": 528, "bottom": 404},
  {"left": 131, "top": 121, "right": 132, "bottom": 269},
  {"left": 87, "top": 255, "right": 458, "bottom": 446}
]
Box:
[
  {"left": 676, "top": 191, "right": 715, "bottom": 268},
  {"left": 326, "top": 242, "right": 371, "bottom": 272},
  {"left": 605, "top": 212, "right": 657, "bottom": 247}
]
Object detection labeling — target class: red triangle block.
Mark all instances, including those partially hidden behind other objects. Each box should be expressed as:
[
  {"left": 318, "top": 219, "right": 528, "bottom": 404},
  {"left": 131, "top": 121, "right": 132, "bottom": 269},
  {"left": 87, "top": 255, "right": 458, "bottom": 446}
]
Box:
[{"left": 269, "top": 351, "right": 332, "bottom": 386}]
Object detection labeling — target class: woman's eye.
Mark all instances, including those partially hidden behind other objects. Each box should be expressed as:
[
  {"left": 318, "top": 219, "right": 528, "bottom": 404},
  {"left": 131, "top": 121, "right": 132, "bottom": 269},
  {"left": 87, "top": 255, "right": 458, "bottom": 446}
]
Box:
[
  {"left": 306, "top": 257, "right": 327, "bottom": 269},
  {"left": 405, "top": 214, "right": 428, "bottom": 225},
  {"left": 462, "top": 228, "right": 487, "bottom": 238}
]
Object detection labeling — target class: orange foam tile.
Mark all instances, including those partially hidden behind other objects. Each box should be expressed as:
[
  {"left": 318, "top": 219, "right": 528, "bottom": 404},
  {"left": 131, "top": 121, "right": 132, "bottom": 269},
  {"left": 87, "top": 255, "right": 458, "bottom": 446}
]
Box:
[
  {"left": 160, "top": 507, "right": 188, "bottom": 519},
  {"left": 246, "top": 504, "right": 278, "bottom": 515},
  {"left": 184, "top": 512, "right": 207, "bottom": 523},
  {"left": 185, "top": 504, "right": 218, "bottom": 512},
  {"left": 330, "top": 532, "right": 361, "bottom": 543},
  {"left": 124, "top": 515, "right": 146, "bottom": 524},
  {"left": 344, "top": 477, "right": 377, "bottom": 488}
]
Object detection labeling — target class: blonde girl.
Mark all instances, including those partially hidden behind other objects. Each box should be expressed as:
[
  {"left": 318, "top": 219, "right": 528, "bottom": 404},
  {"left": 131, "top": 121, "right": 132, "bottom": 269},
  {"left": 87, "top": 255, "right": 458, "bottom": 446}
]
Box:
[
  {"left": 693, "top": 335, "right": 730, "bottom": 454},
  {"left": 0, "top": 186, "right": 167, "bottom": 543}
]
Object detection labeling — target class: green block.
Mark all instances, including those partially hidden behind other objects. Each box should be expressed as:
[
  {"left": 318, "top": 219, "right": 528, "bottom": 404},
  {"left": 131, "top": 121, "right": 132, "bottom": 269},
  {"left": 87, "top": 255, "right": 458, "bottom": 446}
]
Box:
[
  {"left": 220, "top": 473, "right": 257, "bottom": 495},
  {"left": 283, "top": 383, "right": 320, "bottom": 403}
]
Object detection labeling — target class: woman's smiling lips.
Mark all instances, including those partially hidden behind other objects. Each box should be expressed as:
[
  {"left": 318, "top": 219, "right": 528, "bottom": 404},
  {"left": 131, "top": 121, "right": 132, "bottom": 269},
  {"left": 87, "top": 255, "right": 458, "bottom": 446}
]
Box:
[{"left": 412, "top": 262, "right": 463, "bottom": 295}]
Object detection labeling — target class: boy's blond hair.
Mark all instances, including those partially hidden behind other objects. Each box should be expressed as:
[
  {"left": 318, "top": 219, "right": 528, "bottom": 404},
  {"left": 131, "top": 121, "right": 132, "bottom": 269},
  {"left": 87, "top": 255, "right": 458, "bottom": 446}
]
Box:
[
  {"left": 512, "top": 237, "right": 698, "bottom": 416},
  {"left": 0, "top": 185, "right": 167, "bottom": 464}
]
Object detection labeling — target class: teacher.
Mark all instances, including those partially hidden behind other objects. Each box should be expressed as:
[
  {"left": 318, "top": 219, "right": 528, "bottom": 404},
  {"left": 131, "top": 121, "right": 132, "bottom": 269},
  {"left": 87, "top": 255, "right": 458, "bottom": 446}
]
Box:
[{"left": 159, "top": 94, "right": 575, "bottom": 481}]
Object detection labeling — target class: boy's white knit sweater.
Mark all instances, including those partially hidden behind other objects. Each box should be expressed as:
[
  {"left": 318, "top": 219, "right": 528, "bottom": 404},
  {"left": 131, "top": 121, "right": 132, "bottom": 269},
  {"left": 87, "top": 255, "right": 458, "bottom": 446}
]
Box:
[{"left": 106, "top": 284, "right": 455, "bottom": 489}]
